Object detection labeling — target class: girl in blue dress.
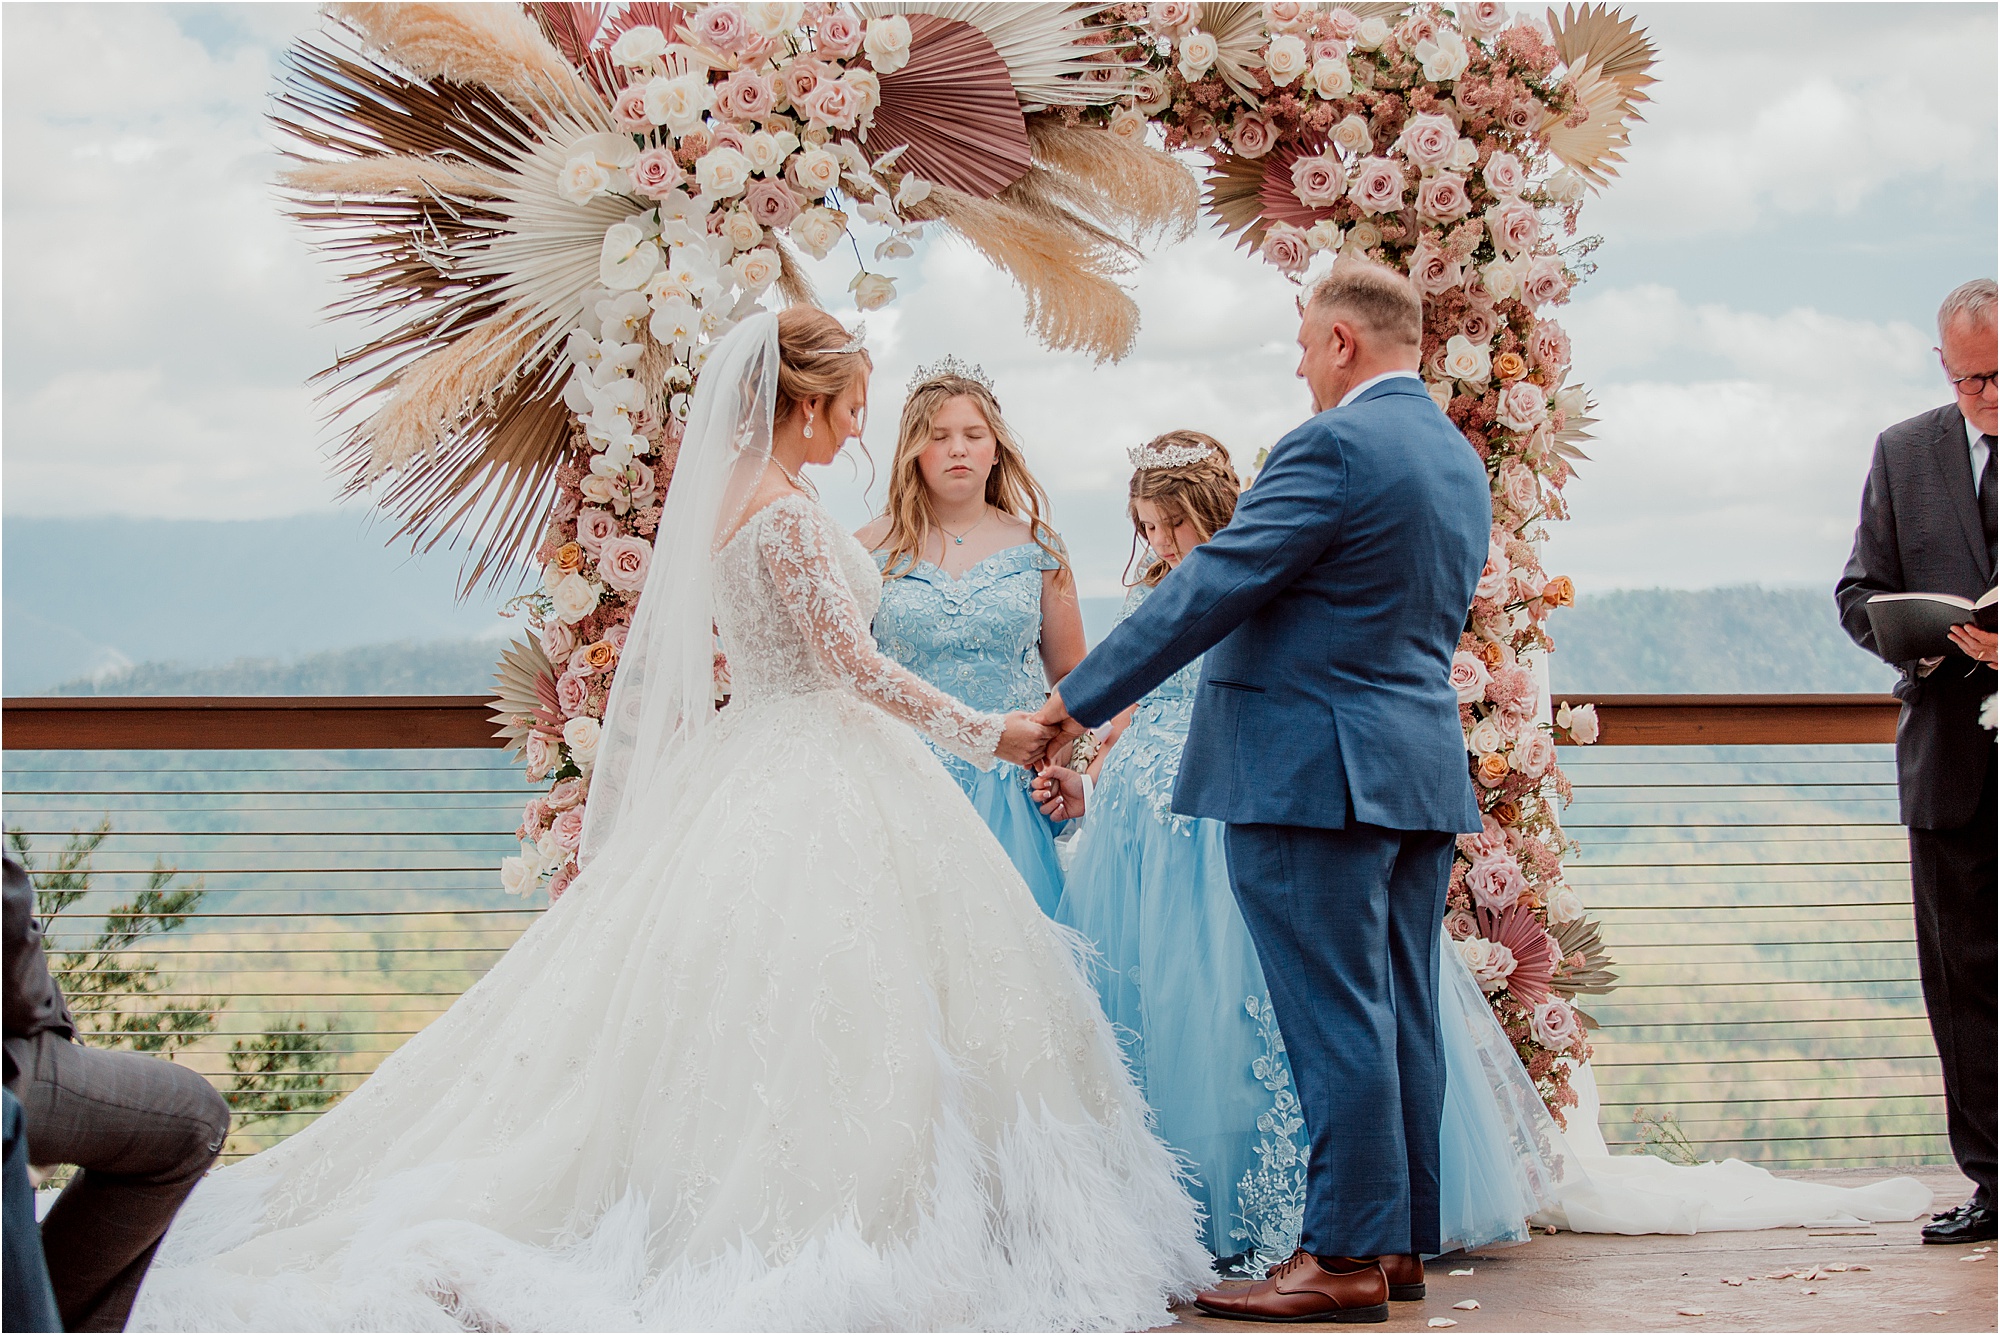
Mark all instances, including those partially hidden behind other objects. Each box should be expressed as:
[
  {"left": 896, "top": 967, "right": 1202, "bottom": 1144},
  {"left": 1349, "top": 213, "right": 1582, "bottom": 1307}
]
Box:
[
  {"left": 859, "top": 358, "right": 1086, "bottom": 916},
  {"left": 1039, "top": 432, "right": 1564, "bottom": 1272}
]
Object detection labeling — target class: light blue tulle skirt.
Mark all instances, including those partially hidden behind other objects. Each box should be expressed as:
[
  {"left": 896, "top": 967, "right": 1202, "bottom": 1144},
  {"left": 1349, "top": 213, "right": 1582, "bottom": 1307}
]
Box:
[
  {"left": 1055, "top": 769, "right": 1560, "bottom": 1262},
  {"left": 940, "top": 755, "right": 1066, "bottom": 918}
]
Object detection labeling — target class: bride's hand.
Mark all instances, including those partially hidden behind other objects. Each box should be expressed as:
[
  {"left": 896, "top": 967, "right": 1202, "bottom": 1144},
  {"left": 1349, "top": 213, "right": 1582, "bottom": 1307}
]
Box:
[
  {"left": 1032, "top": 765, "right": 1086, "bottom": 822},
  {"left": 995, "top": 712, "right": 1055, "bottom": 766}
]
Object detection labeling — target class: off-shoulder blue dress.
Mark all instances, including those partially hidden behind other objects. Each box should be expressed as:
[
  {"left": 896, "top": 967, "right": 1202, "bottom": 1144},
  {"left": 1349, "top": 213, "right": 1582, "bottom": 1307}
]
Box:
[
  {"left": 872, "top": 542, "right": 1066, "bottom": 916},
  {"left": 1055, "top": 582, "right": 1561, "bottom": 1265}
]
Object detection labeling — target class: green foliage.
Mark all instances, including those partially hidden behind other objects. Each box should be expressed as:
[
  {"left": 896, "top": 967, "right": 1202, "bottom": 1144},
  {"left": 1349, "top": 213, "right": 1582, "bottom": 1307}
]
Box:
[{"left": 7, "top": 824, "right": 340, "bottom": 1129}]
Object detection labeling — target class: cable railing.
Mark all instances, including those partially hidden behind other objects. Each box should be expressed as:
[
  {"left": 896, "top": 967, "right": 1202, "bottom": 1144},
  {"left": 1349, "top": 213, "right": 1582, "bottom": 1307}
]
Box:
[{"left": 2, "top": 692, "right": 1935, "bottom": 1170}]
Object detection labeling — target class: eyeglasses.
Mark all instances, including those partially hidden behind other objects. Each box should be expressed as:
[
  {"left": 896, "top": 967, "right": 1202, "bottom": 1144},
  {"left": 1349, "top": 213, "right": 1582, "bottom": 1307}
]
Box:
[{"left": 1937, "top": 351, "right": 1998, "bottom": 394}]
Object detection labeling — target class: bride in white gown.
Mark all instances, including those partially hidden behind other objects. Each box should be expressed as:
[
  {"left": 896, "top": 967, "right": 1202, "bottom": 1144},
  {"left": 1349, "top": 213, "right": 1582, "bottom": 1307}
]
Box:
[{"left": 132, "top": 309, "right": 1211, "bottom": 1332}]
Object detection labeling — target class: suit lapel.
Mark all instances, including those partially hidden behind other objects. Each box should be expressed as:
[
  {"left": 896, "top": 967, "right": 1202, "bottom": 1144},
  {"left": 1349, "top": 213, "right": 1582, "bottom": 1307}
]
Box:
[{"left": 1930, "top": 409, "right": 1991, "bottom": 581}]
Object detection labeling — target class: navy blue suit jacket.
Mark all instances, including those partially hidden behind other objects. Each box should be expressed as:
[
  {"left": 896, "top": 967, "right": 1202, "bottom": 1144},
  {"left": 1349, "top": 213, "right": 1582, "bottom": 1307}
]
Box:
[{"left": 1061, "top": 377, "right": 1490, "bottom": 834}]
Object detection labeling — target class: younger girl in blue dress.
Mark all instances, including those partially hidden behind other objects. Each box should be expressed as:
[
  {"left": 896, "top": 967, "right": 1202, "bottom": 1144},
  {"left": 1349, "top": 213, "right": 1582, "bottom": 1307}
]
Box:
[
  {"left": 859, "top": 358, "right": 1086, "bottom": 916},
  {"left": 1040, "top": 432, "right": 1565, "bottom": 1273}
]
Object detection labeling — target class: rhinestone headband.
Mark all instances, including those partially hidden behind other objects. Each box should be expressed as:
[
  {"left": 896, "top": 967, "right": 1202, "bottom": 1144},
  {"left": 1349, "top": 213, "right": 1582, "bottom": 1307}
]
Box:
[
  {"left": 908, "top": 353, "right": 993, "bottom": 393},
  {"left": 1128, "top": 439, "right": 1219, "bottom": 470},
  {"left": 832, "top": 321, "right": 867, "bottom": 355}
]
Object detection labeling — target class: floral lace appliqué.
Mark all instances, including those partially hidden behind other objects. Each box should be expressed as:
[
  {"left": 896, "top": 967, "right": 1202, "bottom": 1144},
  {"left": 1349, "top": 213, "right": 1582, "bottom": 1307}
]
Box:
[{"left": 1229, "top": 994, "right": 1308, "bottom": 1270}]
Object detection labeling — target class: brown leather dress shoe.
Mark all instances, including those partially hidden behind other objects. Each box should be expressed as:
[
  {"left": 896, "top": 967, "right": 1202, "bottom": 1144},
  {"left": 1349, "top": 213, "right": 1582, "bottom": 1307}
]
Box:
[
  {"left": 1192, "top": 1249, "right": 1389, "bottom": 1324},
  {"left": 1377, "top": 1253, "right": 1425, "bottom": 1301}
]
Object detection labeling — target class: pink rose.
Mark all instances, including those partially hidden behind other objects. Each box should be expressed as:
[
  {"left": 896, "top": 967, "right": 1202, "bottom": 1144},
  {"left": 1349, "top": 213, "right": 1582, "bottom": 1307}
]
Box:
[
  {"left": 597, "top": 533, "right": 653, "bottom": 593},
  {"left": 1290, "top": 153, "right": 1345, "bottom": 207},
  {"left": 1559, "top": 701, "right": 1601, "bottom": 744},
  {"left": 1325, "top": 7, "right": 1360, "bottom": 39},
  {"left": 1260, "top": 225, "right": 1312, "bottom": 276},
  {"left": 707, "top": 124, "right": 748, "bottom": 156},
  {"left": 520, "top": 795, "right": 550, "bottom": 835},
  {"left": 551, "top": 488, "right": 580, "bottom": 523},
  {"left": 689, "top": 3, "right": 750, "bottom": 53},
  {"left": 1450, "top": 651, "right": 1492, "bottom": 704},
  {"left": 1346, "top": 156, "right": 1406, "bottom": 215},
  {"left": 628, "top": 147, "right": 684, "bottom": 200},
  {"left": 1396, "top": 11, "right": 1439, "bottom": 47},
  {"left": 802, "top": 77, "right": 861, "bottom": 129},
  {"left": 1231, "top": 114, "right": 1277, "bottom": 159},
  {"left": 1313, "top": 37, "right": 1350, "bottom": 61},
  {"left": 1487, "top": 199, "right": 1540, "bottom": 255},
  {"left": 1416, "top": 171, "right": 1472, "bottom": 222},
  {"left": 1530, "top": 319, "right": 1572, "bottom": 377},
  {"left": 744, "top": 177, "right": 802, "bottom": 228},
  {"left": 1444, "top": 907, "right": 1479, "bottom": 941},
  {"left": 1530, "top": 998, "right": 1580, "bottom": 1048},
  {"left": 1486, "top": 663, "right": 1537, "bottom": 715},
  {"left": 1396, "top": 113, "right": 1459, "bottom": 172},
  {"left": 541, "top": 619, "right": 576, "bottom": 662},
  {"left": 780, "top": 58, "right": 829, "bottom": 108},
  {"left": 551, "top": 807, "right": 587, "bottom": 852},
  {"left": 1461, "top": 1, "right": 1509, "bottom": 37},
  {"left": 524, "top": 734, "right": 554, "bottom": 782},
  {"left": 815, "top": 11, "right": 864, "bottom": 57},
  {"left": 605, "top": 619, "right": 631, "bottom": 651},
  {"left": 614, "top": 83, "right": 651, "bottom": 132},
  {"left": 1522, "top": 256, "right": 1572, "bottom": 310},
  {"left": 1408, "top": 238, "right": 1462, "bottom": 296},
  {"left": 1482, "top": 150, "right": 1526, "bottom": 197},
  {"left": 1497, "top": 379, "right": 1549, "bottom": 433},
  {"left": 1461, "top": 305, "right": 1500, "bottom": 346},
  {"left": 546, "top": 776, "right": 587, "bottom": 811},
  {"left": 715, "top": 68, "right": 776, "bottom": 122},
  {"left": 1466, "top": 854, "right": 1527, "bottom": 911},
  {"left": 547, "top": 864, "right": 576, "bottom": 901},
  {"left": 1498, "top": 459, "right": 1539, "bottom": 517},
  {"left": 1266, "top": 0, "right": 1310, "bottom": 32},
  {"left": 1147, "top": 1, "right": 1197, "bottom": 35},
  {"left": 1497, "top": 99, "right": 1538, "bottom": 134},
  {"left": 555, "top": 669, "right": 591, "bottom": 718},
  {"left": 575, "top": 507, "right": 618, "bottom": 556},
  {"left": 1458, "top": 813, "right": 1509, "bottom": 861}
]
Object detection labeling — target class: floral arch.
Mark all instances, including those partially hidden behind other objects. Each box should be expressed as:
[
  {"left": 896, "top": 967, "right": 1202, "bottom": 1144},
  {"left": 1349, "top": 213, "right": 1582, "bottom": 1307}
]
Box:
[{"left": 277, "top": 0, "right": 1654, "bottom": 1119}]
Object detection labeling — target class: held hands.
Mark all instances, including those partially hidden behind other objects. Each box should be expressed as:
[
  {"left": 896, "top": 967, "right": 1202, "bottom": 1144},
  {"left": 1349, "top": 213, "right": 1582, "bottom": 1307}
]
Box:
[
  {"left": 1948, "top": 624, "right": 1999, "bottom": 666},
  {"left": 995, "top": 712, "right": 1057, "bottom": 766},
  {"left": 1032, "top": 765, "right": 1086, "bottom": 822},
  {"left": 1031, "top": 687, "right": 1088, "bottom": 770}
]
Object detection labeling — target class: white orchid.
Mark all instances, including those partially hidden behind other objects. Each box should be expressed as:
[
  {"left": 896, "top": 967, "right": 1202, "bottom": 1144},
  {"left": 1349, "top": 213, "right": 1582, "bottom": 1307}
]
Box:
[
  {"left": 595, "top": 291, "right": 651, "bottom": 343},
  {"left": 855, "top": 193, "right": 900, "bottom": 227},
  {"left": 649, "top": 296, "right": 702, "bottom": 355},
  {"left": 894, "top": 175, "right": 934, "bottom": 210}
]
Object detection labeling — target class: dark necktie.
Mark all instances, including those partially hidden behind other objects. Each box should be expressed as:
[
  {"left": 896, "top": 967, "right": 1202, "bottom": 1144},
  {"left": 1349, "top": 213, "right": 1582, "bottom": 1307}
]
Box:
[{"left": 1983, "top": 434, "right": 1996, "bottom": 557}]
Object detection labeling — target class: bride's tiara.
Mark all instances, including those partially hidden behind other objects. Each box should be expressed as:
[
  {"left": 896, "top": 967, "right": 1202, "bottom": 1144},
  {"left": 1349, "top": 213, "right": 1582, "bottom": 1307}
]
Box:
[
  {"left": 832, "top": 321, "right": 868, "bottom": 355},
  {"left": 1128, "top": 439, "right": 1219, "bottom": 470},
  {"left": 908, "top": 354, "right": 993, "bottom": 393}
]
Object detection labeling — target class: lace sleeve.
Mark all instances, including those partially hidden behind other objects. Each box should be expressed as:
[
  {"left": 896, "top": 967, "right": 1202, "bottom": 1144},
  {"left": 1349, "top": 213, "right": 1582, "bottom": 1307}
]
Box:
[{"left": 758, "top": 498, "right": 1004, "bottom": 768}]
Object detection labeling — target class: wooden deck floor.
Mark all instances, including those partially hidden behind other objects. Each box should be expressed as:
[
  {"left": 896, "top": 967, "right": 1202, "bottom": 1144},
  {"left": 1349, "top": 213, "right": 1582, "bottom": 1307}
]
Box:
[{"left": 1166, "top": 1168, "right": 1995, "bottom": 1333}]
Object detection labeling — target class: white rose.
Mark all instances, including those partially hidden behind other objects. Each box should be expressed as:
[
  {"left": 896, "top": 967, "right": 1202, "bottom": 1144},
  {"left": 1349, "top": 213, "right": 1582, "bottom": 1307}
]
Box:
[
  {"left": 1427, "top": 379, "right": 1453, "bottom": 412},
  {"left": 580, "top": 474, "right": 617, "bottom": 505},
  {"left": 1549, "top": 886, "right": 1585, "bottom": 925},
  {"left": 563, "top": 715, "right": 601, "bottom": 766},
  {"left": 598, "top": 222, "right": 661, "bottom": 290},
  {"left": 742, "top": 130, "right": 801, "bottom": 176},
  {"left": 1441, "top": 334, "right": 1492, "bottom": 386},
  {"left": 1309, "top": 55, "right": 1352, "bottom": 98},
  {"left": 1480, "top": 256, "right": 1524, "bottom": 302},
  {"left": 500, "top": 855, "right": 533, "bottom": 896},
  {"left": 609, "top": 23, "right": 668, "bottom": 67},
  {"left": 1263, "top": 34, "right": 1309, "bottom": 86},
  {"left": 1467, "top": 713, "right": 1509, "bottom": 755},
  {"left": 693, "top": 147, "right": 752, "bottom": 199},
  {"left": 790, "top": 205, "right": 849, "bottom": 260},
  {"left": 732, "top": 247, "right": 783, "bottom": 292},
  {"left": 1449, "top": 137, "right": 1480, "bottom": 171},
  {"left": 643, "top": 74, "right": 713, "bottom": 133},
  {"left": 745, "top": 2, "right": 805, "bottom": 38},
  {"left": 790, "top": 147, "right": 842, "bottom": 196},
  {"left": 849, "top": 269, "right": 897, "bottom": 311},
  {"left": 721, "top": 208, "right": 763, "bottom": 251},
  {"left": 1547, "top": 167, "right": 1588, "bottom": 204},
  {"left": 535, "top": 828, "right": 563, "bottom": 860},
  {"left": 863, "top": 15, "right": 913, "bottom": 74},
  {"left": 551, "top": 572, "right": 601, "bottom": 624},
  {"left": 1177, "top": 29, "right": 1219, "bottom": 80},
  {"left": 1108, "top": 104, "right": 1149, "bottom": 142},
  {"left": 1306, "top": 219, "right": 1345, "bottom": 251},
  {"left": 1354, "top": 16, "right": 1390, "bottom": 49},
  {"left": 519, "top": 838, "right": 551, "bottom": 877},
  {"left": 1414, "top": 29, "right": 1470, "bottom": 81},
  {"left": 1332, "top": 113, "right": 1372, "bottom": 156},
  {"left": 559, "top": 155, "right": 613, "bottom": 205}
]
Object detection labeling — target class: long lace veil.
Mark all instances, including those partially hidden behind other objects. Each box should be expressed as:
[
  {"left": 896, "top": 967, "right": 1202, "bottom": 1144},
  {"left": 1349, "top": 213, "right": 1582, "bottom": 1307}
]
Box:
[{"left": 579, "top": 312, "right": 779, "bottom": 865}]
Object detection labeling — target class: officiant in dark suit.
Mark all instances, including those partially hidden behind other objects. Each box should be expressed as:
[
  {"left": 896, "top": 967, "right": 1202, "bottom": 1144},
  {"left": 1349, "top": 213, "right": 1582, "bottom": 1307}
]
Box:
[{"left": 1836, "top": 277, "right": 1998, "bottom": 1246}]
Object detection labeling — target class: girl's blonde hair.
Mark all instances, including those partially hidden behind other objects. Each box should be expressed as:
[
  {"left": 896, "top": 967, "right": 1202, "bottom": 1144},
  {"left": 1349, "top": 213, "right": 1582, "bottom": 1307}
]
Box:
[
  {"left": 775, "top": 306, "right": 870, "bottom": 426},
  {"left": 1127, "top": 432, "right": 1240, "bottom": 587},
  {"left": 875, "top": 375, "right": 1070, "bottom": 584}
]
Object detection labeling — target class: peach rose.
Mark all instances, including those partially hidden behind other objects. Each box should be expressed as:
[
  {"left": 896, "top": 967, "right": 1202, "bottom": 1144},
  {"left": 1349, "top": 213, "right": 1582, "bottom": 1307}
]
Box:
[
  {"left": 583, "top": 639, "right": 618, "bottom": 671},
  {"left": 1476, "top": 751, "right": 1512, "bottom": 787},
  {"left": 555, "top": 540, "right": 585, "bottom": 573},
  {"left": 1417, "top": 170, "right": 1472, "bottom": 222},
  {"left": 1491, "top": 798, "right": 1521, "bottom": 826},
  {"left": 1347, "top": 156, "right": 1406, "bottom": 215},
  {"left": 1493, "top": 350, "right": 1528, "bottom": 381},
  {"left": 1543, "top": 574, "right": 1576, "bottom": 608}
]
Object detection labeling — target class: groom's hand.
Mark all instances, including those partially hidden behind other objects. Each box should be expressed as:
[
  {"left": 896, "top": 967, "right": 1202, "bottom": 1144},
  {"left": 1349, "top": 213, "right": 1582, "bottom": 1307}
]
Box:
[{"left": 1033, "top": 687, "right": 1087, "bottom": 769}]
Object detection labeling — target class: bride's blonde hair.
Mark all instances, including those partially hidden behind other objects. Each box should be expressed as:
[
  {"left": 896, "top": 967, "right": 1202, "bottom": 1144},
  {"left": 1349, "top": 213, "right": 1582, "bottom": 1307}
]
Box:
[
  {"left": 775, "top": 307, "right": 870, "bottom": 426},
  {"left": 874, "top": 375, "right": 1070, "bottom": 585},
  {"left": 1126, "top": 432, "right": 1239, "bottom": 588}
]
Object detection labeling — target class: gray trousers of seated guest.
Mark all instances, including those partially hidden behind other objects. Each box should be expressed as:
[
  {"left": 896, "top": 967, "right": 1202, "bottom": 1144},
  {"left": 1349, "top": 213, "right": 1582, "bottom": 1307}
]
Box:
[{"left": 10, "top": 1032, "right": 228, "bottom": 1332}]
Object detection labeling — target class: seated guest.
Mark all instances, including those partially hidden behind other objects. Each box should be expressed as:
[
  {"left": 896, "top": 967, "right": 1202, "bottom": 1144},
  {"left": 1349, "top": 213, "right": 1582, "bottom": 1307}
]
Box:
[
  {"left": 4, "top": 857, "right": 230, "bottom": 1331},
  {"left": 4, "top": 1087, "right": 60, "bottom": 1332}
]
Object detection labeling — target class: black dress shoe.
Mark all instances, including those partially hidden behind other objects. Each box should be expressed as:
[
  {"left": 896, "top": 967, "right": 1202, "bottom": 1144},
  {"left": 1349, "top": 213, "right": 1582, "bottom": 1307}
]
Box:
[{"left": 1922, "top": 1201, "right": 1997, "bottom": 1245}]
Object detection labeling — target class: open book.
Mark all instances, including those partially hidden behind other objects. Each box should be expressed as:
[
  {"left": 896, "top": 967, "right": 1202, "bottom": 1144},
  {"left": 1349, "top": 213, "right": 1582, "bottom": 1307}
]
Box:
[{"left": 1865, "top": 587, "right": 1998, "bottom": 662}]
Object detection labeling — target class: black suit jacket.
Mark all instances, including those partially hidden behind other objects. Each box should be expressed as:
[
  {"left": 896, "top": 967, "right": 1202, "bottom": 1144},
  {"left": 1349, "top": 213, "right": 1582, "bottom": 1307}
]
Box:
[{"left": 1836, "top": 403, "right": 1998, "bottom": 829}]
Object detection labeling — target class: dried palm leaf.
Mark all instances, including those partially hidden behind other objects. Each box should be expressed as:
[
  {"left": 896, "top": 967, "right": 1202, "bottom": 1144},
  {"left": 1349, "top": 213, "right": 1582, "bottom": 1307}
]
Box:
[
  {"left": 529, "top": 2, "right": 622, "bottom": 100},
  {"left": 1197, "top": 2, "right": 1270, "bottom": 106},
  {"left": 489, "top": 633, "right": 563, "bottom": 757},
  {"left": 357, "top": 307, "right": 549, "bottom": 476},
  {"left": 1202, "top": 149, "right": 1274, "bottom": 248},
  {"left": 1543, "top": 4, "right": 1656, "bottom": 188},
  {"left": 1478, "top": 905, "right": 1561, "bottom": 1006},
  {"left": 1552, "top": 389, "right": 1597, "bottom": 462},
  {"left": 1550, "top": 914, "right": 1619, "bottom": 996},
  {"left": 917, "top": 184, "right": 1139, "bottom": 362},
  {"left": 1344, "top": 2, "right": 1414, "bottom": 19},
  {"left": 328, "top": 2, "right": 603, "bottom": 116},
  {"left": 1027, "top": 120, "right": 1198, "bottom": 244},
  {"left": 869, "top": 15, "right": 1034, "bottom": 198},
  {"left": 278, "top": 155, "right": 510, "bottom": 199},
  {"left": 854, "top": 2, "right": 1134, "bottom": 109}
]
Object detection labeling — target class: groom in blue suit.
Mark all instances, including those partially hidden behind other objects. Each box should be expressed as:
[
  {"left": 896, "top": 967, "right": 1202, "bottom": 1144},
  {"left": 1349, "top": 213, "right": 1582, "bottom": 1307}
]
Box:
[{"left": 1039, "top": 262, "right": 1490, "bottom": 1323}]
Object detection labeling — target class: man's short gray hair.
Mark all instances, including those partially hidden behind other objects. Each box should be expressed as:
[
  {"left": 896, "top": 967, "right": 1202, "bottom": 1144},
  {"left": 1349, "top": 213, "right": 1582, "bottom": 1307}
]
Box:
[
  {"left": 1937, "top": 279, "right": 1996, "bottom": 337},
  {"left": 1306, "top": 261, "right": 1423, "bottom": 347}
]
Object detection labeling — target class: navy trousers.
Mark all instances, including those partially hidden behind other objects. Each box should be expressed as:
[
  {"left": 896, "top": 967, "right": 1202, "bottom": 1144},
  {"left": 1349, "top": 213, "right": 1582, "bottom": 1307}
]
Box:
[{"left": 1224, "top": 821, "right": 1453, "bottom": 1259}]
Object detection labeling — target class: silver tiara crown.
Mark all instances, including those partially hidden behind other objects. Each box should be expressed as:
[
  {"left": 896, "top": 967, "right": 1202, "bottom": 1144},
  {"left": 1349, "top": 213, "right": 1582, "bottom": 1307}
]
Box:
[
  {"left": 833, "top": 321, "right": 868, "bottom": 354},
  {"left": 908, "top": 354, "right": 993, "bottom": 393},
  {"left": 1128, "top": 439, "right": 1218, "bottom": 470}
]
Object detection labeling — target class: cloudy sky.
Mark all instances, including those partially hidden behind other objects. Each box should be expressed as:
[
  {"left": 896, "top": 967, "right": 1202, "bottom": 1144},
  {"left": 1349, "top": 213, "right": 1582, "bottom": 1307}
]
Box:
[{"left": 3, "top": 2, "right": 1995, "bottom": 605}]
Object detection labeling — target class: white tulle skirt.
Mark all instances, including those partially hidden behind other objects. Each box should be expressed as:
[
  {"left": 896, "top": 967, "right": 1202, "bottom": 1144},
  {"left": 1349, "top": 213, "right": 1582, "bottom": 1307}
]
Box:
[{"left": 132, "top": 688, "right": 1211, "bottom": 1332}]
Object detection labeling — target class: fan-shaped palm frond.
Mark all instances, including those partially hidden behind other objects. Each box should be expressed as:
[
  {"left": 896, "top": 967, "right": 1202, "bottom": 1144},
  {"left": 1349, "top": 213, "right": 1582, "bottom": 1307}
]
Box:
[
  {"left": 1479, "top": 905, "right": 1561, "bottom": 1006},
  {"left": 1196, "top": 2, "right": 1270, "bottom": 105},
  {"left": 1550, "top": 914, "right": 1618, "bottom": 996},
  {"left": 490, "top": 633, "right": 562, "bottom": 757},
  {"left": 868, "top": 15, "right": 1034, "bottom": 198},
  {"left": 1543, "top": 4, "right": 1656, "bottom": 188},
  {"left": 1552, "top": 389, "right": 1596, "bottom": 462},
  {"left": 854, "top": 3, "right": 1134, "bottom": 109},
  {"left": 1201, "top": 150, "right": 1272, "bottom": 248}
]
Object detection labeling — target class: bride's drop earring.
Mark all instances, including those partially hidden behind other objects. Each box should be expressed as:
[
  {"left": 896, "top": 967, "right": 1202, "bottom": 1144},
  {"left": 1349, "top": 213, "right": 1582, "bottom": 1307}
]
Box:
[{"left": 803, "top": 409, "right": 815, "bottom": 440}]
